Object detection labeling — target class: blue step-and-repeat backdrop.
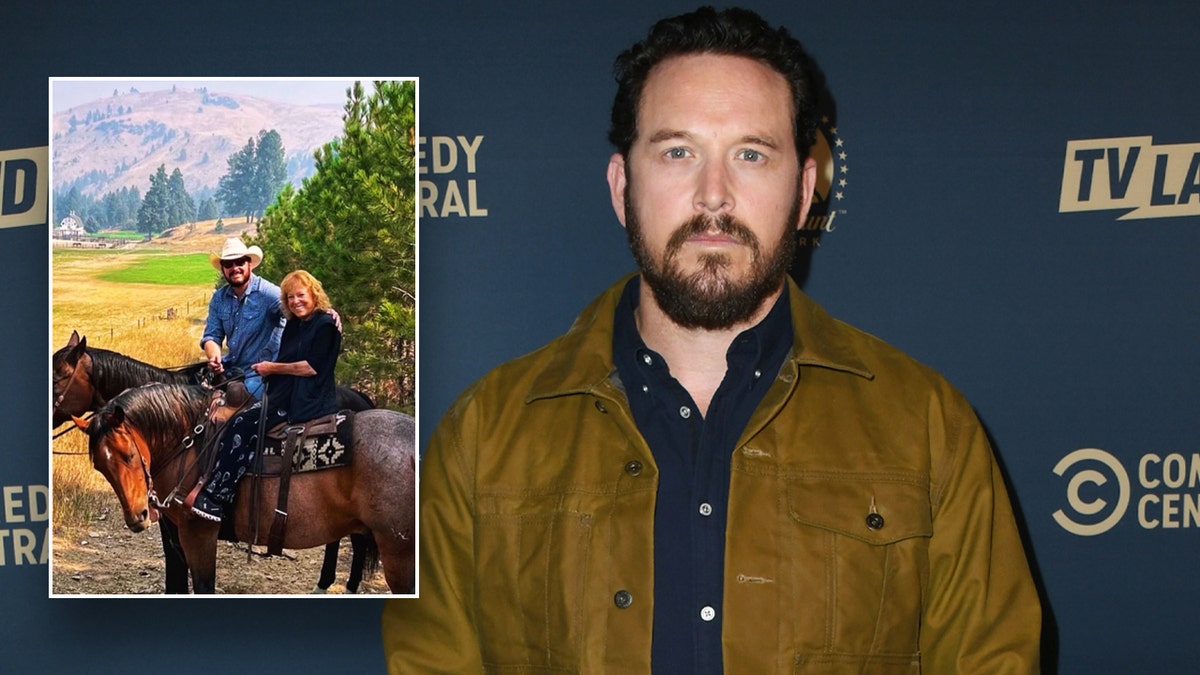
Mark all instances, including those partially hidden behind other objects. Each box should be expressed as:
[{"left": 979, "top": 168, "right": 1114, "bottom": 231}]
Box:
[{"left": 4, "top": 2, "right": 1197, "bottom": 672}]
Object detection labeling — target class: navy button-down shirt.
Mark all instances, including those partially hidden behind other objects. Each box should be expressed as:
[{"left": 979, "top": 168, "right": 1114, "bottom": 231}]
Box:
[{"left": 612, "top": 276, "right": 793, "bottom": 674}]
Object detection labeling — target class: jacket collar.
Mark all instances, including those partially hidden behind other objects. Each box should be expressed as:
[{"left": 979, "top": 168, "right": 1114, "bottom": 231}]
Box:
[{"left": 526, "top": 274, "right": 874, "bottom": 403}]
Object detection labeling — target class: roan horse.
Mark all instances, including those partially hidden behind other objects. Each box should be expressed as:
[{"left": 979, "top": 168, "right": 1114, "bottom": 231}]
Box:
[
  {"left": 52, "top": 331, "right": 375, "bottom": 592},
  {"left": 73, "top": 381, "right": 416, "bottom": 594}
]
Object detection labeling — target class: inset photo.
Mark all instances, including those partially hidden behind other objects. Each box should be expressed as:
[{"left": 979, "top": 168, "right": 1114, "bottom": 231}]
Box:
[{"left": 49, "top": 77, "right": 417, "bottom": 596}]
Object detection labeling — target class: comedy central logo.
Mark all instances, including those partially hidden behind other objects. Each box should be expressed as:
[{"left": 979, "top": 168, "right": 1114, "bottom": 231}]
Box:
[
  {"left": 0, "top": 145, "right": 48, "bottom": 230},
  {"left": 1052, "top": 448, "right": 1131, "bottom": 536},
  {"left": 799, "top": 116, "right": 848, "bottom": 246},
  {"left": 1059, "top": 136, "right": 1200, "bottom": 220},
  {"left": 1053, "top": 447, "right": 1200, "bottom": 535}
]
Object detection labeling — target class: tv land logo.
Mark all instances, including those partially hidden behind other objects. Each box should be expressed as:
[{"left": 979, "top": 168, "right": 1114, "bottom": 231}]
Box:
[
  {"left": 1059, "top": 136, "right": 1200, "bottom": 220},
  {"left": 1053, "top": 448, "right": 1200, "bottom": 536},
  {"left": 0, "top": 146, "right": 47, "bottom": 229}
]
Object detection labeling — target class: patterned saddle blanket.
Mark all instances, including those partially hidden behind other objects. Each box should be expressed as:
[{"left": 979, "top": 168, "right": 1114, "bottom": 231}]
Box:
[{"left": 251, "top": 410, "right": 355, "bottom": 475}]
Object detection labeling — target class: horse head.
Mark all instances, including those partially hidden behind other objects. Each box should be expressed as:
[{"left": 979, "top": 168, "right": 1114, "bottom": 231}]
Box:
[
  {"left": 73, "top": 404, "right": 157, "bottom": 533},
  {"left": 53, "top": 331, "right": 100, "bottom": 428}
]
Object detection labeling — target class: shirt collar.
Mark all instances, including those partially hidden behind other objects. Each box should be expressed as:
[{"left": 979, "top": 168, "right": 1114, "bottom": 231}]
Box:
[
  {"left": 611, "top": 276, "right": 792, "bottom": 383},
  {"left": 220, "top": 273, "right": 260, "bottom": 299},
  {"left": 526, "top": 273, "right": 874, "bottom": 403}
]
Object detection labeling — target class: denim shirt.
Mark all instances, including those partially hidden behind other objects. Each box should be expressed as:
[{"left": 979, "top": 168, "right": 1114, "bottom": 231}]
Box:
[{"left": 200, "top": 274, "right": 283, "bottom": 369}]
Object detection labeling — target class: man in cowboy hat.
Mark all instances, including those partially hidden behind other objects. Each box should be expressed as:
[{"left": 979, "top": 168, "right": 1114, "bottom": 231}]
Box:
[{"left": 201, "top": 237, "right": 282, "bottom": 399}]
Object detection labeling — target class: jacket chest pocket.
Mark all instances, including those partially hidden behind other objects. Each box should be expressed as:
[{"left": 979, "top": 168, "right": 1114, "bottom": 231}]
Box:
[
  {"left": 475, "top": 506, "right": 593, "bottom": 670},
  {"left": 784, "top": 477, "right": 931, "bottom": 667}
]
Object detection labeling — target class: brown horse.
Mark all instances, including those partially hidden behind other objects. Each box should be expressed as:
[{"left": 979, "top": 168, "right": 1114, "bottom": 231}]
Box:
[
  {"left": 73, "top": 382, "right": 415, "bottom": 594},
  {"left": 52, "top": 331, "right": 204, "bottom": 428},
  {"left": 54, "top": 332, "right": 388, "bottom": 593}
]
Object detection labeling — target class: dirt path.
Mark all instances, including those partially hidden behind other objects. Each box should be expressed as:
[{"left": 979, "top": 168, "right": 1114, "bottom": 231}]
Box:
[{"left": 52, "top": 505, "right": 391, "bottom": 595}]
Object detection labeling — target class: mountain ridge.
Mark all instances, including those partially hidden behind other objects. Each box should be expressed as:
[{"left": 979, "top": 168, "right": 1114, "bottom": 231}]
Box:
[{"left": 52, "top": 85, "right": 350, "bottom": 198}]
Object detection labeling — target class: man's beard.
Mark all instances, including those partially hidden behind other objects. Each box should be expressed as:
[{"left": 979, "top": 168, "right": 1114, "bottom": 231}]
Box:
[
  {"left": 625, "top": 189, "right": 800, "bottom": 331},
  {"left": 224, "top": 269, "right": 250, "bottom": 292}
]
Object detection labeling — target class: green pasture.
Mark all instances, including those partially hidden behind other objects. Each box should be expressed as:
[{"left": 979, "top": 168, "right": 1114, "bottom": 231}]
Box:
[
  {"left": 91, "top": 230, "right": 146, "bottom": 241},
  {"left": 52, "top": 248, "right": 217, "bottom": 285},
  {"left": 99, "top": 252, "right": 216, "bottom": 285}
]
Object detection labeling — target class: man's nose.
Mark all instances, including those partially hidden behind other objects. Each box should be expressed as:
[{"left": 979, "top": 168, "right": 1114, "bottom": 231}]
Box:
[{"left": 695, "top": 159, "right": 733, "bottom": 214}]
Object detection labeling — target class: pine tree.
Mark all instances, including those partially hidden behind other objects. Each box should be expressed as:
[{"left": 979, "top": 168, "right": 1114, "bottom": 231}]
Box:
[
  {"left": 136, "top": 165, "right": 172, "bottom": 236},
  {"left": 216, "top": 138, "right": 256, "bottom": 222},
  {"left": 253, "top": 81, "right": 416, "bottom": 411},
  {"left": 252, "top": 130, "right": 287, "bottom": 219},
  {"left": 166, "top": 167, "right": 195, "bottom": 227},
  {"left": 215, "top": 130, "right": 288, "bottom": 223},
  {"left": 197, "top": 196, "right": 219, "bottom": 221}
]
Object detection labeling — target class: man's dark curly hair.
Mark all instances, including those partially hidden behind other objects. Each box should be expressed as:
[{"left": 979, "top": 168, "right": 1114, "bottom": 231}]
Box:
[{"left": 608, "top": 6, "right": 820, "bottom": 161}]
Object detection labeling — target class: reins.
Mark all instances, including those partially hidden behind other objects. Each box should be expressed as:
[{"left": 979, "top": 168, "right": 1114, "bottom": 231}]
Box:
[
  {"left": 52, "top": 420, "right": 89, "bottom": 447},
  {"left": 149, "top": 386, "right": 256, "bottom": 509},
  {"left": 52, "top": 362, "right": 94, "bottom": 447}
]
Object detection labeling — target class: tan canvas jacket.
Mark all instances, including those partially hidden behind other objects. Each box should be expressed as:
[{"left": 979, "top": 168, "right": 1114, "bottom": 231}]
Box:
[{"left": 384, "top": 277, "right": 1041, "bottom": 673}]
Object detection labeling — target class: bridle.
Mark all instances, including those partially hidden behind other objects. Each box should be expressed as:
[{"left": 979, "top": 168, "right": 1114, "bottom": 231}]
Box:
[
  {"left": 94, "top": 388, "right": 254, "bottom": 516},
  {"left": 52, "top": 354, "right": 107, "bottom": 442},
  {"left": 109, "top": 426, "right": 159, "bottom": 521},
  {"left": 53, "top": 355, "right": 102, "bottom": 414}
]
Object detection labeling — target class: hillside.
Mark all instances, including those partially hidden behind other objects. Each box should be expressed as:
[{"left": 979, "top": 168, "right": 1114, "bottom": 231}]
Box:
[{"left": 51, "top": 85, "right": 350, "bottom": 197}]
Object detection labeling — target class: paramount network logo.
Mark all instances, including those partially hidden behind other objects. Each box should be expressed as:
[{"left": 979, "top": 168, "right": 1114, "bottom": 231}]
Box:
[
  {"left": 1059, "top": 136, "right": 1200, "bottom": 220},
  {"left": 798, "top": 116, "right": 849, "bottom": 246},
  {"left": 1053, "top": 448, "right": 1200, "bottom": 536}
]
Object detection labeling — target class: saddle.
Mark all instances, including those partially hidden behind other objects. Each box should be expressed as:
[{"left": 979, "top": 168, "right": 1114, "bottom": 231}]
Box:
[
  {"left": 185, "top": 388, "right": 357, "bottom": 558},
  {"left": 254, "top": 411, "right": 355, "bottom": 476},
  {"left": 255, "top": 410, "right": 356, "bottom": 556}
]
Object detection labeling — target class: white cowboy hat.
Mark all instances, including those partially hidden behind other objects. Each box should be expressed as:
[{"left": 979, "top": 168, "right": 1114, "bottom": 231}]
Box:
[{"left": 209, "top": 238, "right": 264, "bottom": 270}]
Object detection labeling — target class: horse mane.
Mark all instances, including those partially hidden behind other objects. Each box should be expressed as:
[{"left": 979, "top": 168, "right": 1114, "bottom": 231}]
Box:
[
  {"left": 90, "top": 383, "right": 212, "bottom": 452},
  {"left": 87, "top": 347, "right": 196, "bottom": 399}
]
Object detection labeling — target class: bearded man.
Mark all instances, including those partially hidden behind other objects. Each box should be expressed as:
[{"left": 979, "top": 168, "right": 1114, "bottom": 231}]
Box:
[
  {"left": 201, "top": 237, "right": 283, "bottom": 399},
  {"left": 383, "top": 7, "right": 1040, "bottom": 673}
]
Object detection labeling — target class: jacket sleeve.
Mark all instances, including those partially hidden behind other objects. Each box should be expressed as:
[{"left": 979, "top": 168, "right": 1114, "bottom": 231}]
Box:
[
  {"left": 920, "top": 398, "right": 1042, "bottom": 673},
  {"left": 382, "top": 399, "right": 484, "bottom": 673}
]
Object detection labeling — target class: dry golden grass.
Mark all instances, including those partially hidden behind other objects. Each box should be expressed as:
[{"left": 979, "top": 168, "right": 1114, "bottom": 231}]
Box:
[
  {"left": 53, "top": 254, "right": 209, "bottom": 351},
  {"left": 153, "top": 217, "right": 255, "bottom": 251},
  {"left": 51, "top": 432, "right": 108, "bottom": 529}
]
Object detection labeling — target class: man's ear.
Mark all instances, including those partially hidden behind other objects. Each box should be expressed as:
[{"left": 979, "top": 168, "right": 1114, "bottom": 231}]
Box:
[
  {"left": 607, "top": 153, "right": 629, "bottom": 228},
  {"left": 794, "top": 156, "right": 818, "bottom": 231}
]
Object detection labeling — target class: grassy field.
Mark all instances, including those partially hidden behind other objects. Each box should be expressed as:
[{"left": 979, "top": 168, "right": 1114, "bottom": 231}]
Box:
[
  {"left": 90, "top": 230, "right": 146, "bottom": 240},
  {"left": 52, "top": 223, "right": 243, "bottom": 529},
  {"left": 99, "top": 252, "right": 215, "bottom": 285}
]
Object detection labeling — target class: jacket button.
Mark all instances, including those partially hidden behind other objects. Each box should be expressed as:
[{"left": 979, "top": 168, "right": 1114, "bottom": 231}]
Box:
[
  {"left": 624, "top": 460, "right": 643, "bottom": 476},
  {"left": 614, "top": 590, "right": 633, "bottom": 608},
  {"left": 594, "top": 400, "right": 608, "bottom": 413},
  {"left": 866, "top": 513, "right": 885, "bottom": 530}
]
